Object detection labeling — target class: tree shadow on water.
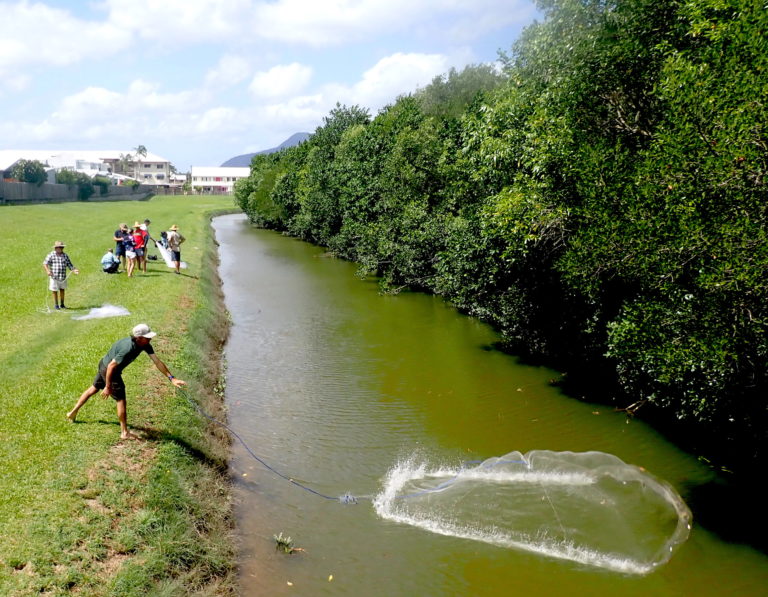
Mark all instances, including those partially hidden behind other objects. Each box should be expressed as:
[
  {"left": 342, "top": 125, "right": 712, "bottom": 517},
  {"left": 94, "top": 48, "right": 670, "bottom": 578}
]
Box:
[
  {"left": 479, "top": 341, "right": 768, "bottom": 557},
  {"left": 683, "top": 477, "right": 768, "bottom": 555}
]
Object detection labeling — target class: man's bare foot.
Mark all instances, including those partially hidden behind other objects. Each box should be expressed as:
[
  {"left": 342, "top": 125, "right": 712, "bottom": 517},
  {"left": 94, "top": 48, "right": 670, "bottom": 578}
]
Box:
[
  {"left": 120, "top": 431, "right": 141, "bottom": 440},
  {"left": 66, "top": 411, "right": 77, "bottom": 422}
]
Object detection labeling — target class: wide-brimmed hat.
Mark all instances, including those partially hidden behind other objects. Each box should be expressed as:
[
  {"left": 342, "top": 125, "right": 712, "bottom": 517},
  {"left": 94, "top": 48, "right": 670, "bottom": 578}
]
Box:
[
  {"left": 53, "top": 241, "right": 66, "bottom": 248},
  {"left": 132, "top": 323, "right": 157, "bottom": 339},
  {"left": 133, "top": 221, "right": 142, "bottom": 228},
  {"left": 169, "top": 225, "right": 179, "bottom": 231}
]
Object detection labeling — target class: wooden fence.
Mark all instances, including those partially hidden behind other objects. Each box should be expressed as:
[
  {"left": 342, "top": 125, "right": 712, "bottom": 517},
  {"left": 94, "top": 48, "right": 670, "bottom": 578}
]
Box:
[{"left": 0, "top": 180, "right": 155, "bottom": 205}]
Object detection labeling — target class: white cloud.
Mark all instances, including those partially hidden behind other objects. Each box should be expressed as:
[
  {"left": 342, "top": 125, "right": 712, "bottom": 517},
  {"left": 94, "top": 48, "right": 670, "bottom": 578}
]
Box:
[
  {"left": 438, "top": 0, "right": 537, "bottom": 42},
  {"left": 318, "top": 52, "right": 450, "bottom": 112},
  {"left": 195, "top": 106, "right": 240, "bottom": 133},
  {"left": 355, "top": 52, "right": 450, "bottom": 105},
  {"left": 236, "top": 51, "right": 452, "bottom": 147},
  {"left": 248, "top": 63, "right": 313, "bottom": 99},
  {"left": 54, "top": 80, "right": 205, "bottom": 122},
  {"left": 100, "top": 0, "right": 254, "bottom": 43},
  {"left": 0, "top": 0, "right": 533, "bottom": 91},
  {"left": 260, "top": 94, "right": 326, "bottom": 127},
  {"left": 56, "top": 87, "right": 124, "bottom": 119},
  {"left": 204, "top": 55, "right": 252, "bottom": 88},
  {"left": 0, "top": 79, "right": 213, "bottom": 148},
  {"left": 0, "top": 1, "right": 131, "bottom": 82},
  {"left": 0, "top": 73, "right": 31, "bottom": 94},
  {"left": 253, "top": 0, "right": 403, "bottom": 45},
  {"left": 252, "top": 0, "right": 534, "bottom": 46}
]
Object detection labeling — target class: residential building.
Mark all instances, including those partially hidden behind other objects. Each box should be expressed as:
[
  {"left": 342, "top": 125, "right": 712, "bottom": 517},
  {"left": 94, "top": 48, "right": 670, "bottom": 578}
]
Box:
[
  {"left": 0, "top": 149, "right": 173, "bottom": 186},
  {"left": 190, "top": 166, "right": 250, "bottom": 194}
]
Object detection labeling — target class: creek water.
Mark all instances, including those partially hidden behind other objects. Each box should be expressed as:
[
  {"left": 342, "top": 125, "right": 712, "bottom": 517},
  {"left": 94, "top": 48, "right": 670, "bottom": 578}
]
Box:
[{"left": 213, "top": 213, "right": 767, "bottom": 596}]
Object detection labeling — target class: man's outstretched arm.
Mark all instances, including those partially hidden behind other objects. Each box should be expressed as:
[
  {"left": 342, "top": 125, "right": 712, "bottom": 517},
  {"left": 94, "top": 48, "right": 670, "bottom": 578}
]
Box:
[{"left": 149, "top": 353, "right": 186, "bottom": 387}]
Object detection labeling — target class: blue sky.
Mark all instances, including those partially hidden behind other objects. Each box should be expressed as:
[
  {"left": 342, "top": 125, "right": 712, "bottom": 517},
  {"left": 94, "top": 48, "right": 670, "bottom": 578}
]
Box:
[{"left": 0, "top": 0, "right": 537, "bottom": 169}]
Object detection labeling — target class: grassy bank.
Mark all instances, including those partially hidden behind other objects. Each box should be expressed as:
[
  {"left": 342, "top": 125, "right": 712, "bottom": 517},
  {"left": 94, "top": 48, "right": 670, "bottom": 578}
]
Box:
[{"left": 0, "top": 196, "right": 239, "bottom": 595}]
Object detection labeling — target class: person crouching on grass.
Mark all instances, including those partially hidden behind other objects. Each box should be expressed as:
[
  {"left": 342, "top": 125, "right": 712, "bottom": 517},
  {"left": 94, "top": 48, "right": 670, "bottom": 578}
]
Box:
[
  {"left": 67, "top": 323, "right": 186, "bottom": 440},
  {"left": 101, "top": 248, "right": 120, "bottom": 273}
]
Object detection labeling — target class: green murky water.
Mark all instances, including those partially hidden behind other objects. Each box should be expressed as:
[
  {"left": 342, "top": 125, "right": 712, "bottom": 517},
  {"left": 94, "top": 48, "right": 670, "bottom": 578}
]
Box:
[{"left": 214, "top": 213, "right": 767, "bottom": 596}]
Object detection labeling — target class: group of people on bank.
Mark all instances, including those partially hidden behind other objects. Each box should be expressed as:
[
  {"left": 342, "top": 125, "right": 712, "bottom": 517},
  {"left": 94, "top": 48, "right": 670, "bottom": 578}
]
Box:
[
  {"left": 42, "top": 221, "right": 188, "bottom": 440},
  {"left": 43, "top": 221, "right": 186, "bottom": 311},
  {"left": 103, "top": 219, "right": 185, "bottom": 277}
]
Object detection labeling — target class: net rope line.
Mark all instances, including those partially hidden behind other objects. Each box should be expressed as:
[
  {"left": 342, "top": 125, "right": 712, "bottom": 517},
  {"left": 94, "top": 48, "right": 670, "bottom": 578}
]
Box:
[
  {"left": 40, "top": 271, "right": 70, "bottom": 314},
  {"left": 177, "top": 390, "right": 694, "bottom": 573},
  {"left": 178, "top": 388, "right": 530, "bottom": 506},
  {"left": 178, "top": 388, "right": 357, "bottom": 503}
]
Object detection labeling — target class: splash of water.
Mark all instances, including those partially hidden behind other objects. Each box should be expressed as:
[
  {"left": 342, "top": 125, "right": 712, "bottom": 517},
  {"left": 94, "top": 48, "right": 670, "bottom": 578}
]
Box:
[{"left": 374, "top": 450, "right": 692, "bottom": 575}]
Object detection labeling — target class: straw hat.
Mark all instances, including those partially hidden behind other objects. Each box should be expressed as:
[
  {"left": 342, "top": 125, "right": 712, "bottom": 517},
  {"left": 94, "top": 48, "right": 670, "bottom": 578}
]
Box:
[
  {"left": 53, "top": 241, "right": 66, "bottom": 248},
  {"left": 133, "top": 221, "right": 142, "bottom": 228},
  {"left": 169, "top": 225, "right": 179, "bottom": 231}
]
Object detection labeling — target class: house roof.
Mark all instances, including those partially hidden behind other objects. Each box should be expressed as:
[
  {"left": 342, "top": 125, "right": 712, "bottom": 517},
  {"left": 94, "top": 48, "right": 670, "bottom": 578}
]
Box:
[{"left": 0, "top": 149, "right": 171, "bottom": 171}]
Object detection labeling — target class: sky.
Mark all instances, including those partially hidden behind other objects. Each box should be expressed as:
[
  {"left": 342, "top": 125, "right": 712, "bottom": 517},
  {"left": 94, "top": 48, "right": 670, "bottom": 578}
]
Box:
[{"left": 0, "top": 0, "right": 538, "bottom": 169}]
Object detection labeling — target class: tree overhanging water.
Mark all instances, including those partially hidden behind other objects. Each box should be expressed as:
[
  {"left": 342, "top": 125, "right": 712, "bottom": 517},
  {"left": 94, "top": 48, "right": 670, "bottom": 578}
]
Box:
[{"left": 234, "top": 0, "right": 768, "bottom": 469}]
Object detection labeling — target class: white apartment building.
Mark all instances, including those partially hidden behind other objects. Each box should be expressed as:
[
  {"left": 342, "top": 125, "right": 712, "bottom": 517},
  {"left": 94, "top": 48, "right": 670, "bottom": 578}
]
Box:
[
  {"left": 190, "top": 166, "right": 250, "bottom": 194},
  {"left": 101, "top": 151, "right": 172, "bottom": 186}
]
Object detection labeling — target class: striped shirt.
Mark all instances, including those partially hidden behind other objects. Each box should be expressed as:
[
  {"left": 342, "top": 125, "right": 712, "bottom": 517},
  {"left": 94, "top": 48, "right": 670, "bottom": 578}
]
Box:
[{"left": 43, "top": 251, "right": 75, "bottom": 280}]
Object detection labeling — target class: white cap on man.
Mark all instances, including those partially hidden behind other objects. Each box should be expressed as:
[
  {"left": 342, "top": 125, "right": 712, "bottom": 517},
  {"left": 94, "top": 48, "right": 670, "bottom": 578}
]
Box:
[{"left": 132, "top": 323, "right": 157, "bottom": 339}]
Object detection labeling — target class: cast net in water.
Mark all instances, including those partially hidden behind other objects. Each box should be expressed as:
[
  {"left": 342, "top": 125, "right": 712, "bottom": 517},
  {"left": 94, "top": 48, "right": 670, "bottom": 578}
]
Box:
[{"left": 374, "top": 450, "right": 692, "bottom": 574}]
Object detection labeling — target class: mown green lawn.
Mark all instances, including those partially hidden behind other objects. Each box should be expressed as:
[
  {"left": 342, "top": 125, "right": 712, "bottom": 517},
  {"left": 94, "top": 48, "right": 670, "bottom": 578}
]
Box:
[{"left": 0, "top": 195, "right": 238, "bottom": 595}]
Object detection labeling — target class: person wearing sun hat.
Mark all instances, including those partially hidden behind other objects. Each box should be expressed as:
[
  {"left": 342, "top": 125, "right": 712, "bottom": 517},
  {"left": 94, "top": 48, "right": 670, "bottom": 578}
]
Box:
[
  {"left": 166, "top": 224, "right": 186, "bottom": 274},
  {"left": 67, "top": 323, "right": 186, "bottom": 440},
  {"left": 42, "top": 241, "right": 79, "bottom": 310}
]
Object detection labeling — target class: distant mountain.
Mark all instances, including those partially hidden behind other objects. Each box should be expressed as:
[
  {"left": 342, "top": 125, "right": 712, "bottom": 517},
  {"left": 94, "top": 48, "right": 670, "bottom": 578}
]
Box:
[{"left": 221, "top": 132, "right": 311, "bottom": 167}]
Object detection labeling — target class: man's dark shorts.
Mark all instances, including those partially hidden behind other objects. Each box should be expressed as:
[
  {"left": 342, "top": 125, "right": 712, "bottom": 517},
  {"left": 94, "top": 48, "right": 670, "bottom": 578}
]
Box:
[
  {"left": 115, "top": 244, "right": 126, "bottom": 257},
  {"left": 135, "top": 248, "right": 144, "bottom": 257},
  {"left": 93, "top": 367, "right": 127, "bottom": 401},
  {"left": 172, "top": 250, "right": 181, "bottom": 261}
]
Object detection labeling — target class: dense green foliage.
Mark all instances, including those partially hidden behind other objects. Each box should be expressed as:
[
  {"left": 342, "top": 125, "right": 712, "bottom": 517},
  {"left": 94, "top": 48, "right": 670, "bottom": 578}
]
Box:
[
  {"left": 93, "top": 175, "right": 111, "bottom": 194},
  {"left": 235, "top": 0, "right": 767, "bottom": 462},
  {"left": 10, "top": 159, "right": 48, "bottom": 186},
  {"left": 56, "top": 169, "right": 97, "bottom": 199}
]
